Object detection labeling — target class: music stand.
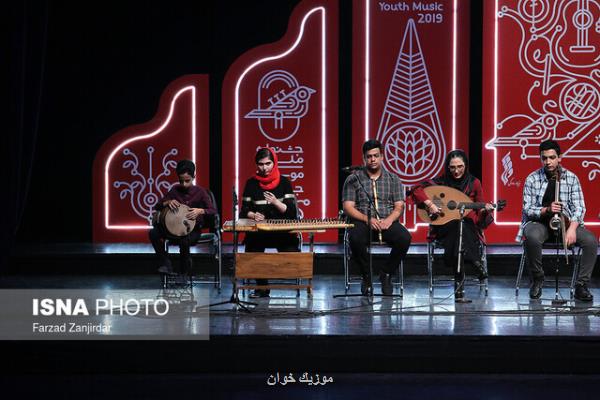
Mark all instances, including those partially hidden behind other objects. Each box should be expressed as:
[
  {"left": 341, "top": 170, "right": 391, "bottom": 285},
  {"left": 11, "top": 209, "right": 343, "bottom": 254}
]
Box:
[
  {"left": 334, "top": 170, "right": 402, "bottom": 299},
  {"left": 198, "top": 187, "right": 257, "bottom": 313}
]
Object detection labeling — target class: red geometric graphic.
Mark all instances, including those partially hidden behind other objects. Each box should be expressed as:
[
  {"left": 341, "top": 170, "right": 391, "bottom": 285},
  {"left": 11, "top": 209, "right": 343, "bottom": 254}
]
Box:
[
  {"left": 93, "top": 75, "right": 210, "bottom": 243},
  {"left": 482, "top": 0, "right": 600, "bottom": 243},
  {"left": 222, "top": 0, "right": 339, "bottom": 242},
  {"left": 352, "top": 0, "right": 471, "bottom": 242}
]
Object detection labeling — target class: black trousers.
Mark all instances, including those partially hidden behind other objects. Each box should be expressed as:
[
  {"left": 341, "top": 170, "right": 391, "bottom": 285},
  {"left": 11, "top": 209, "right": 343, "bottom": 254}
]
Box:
[
  {"left": 348, "top": 221, "right": 411, "bottom": 279},
  {"left": 149, "top": 226, "right": 202, "bottom": 273},
  {"left": 433, "top": 219, "right": 482, "bottom": 280},
  {"left": 523, "top": 222, "right": 598, "bottom": 284},
  {"left": 244, "top": 232, "right": 301, "bottom": 287}
]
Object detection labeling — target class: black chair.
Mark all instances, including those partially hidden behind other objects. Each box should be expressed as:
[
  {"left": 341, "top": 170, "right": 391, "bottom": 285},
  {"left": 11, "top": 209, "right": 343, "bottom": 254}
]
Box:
[
  {"left": 342, "top": 213, "right": 404, "bottom": 296},
  {"left": 163, "top": 190, "right": 222, "bottom": 292},
  {"left": 426, "top": 232, "right": 488, "bottom": 296},
  {"left": 515, "top": 241, "right": 581, "bottom": 298}
]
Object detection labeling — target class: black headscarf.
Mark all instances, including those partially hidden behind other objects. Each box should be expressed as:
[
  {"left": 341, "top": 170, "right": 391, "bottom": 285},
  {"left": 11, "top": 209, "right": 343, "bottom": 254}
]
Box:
[{"left": 434, "top": 149, "right": 475, "bottom": 193}]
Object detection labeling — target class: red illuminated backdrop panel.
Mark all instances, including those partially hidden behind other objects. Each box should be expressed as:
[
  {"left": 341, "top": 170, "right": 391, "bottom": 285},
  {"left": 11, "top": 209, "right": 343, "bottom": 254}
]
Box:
[
  {"left": 93, "top": 75, "right": 210, "bottom": 243},
  {"left": 352, "top": 0, "right": 471, "bottom": 242},
  {"left": 483, "top": 0, "right": 600, "bottom": 243},
  {"left": 222, "top": 0, "right": 339, "bottom": 242}
]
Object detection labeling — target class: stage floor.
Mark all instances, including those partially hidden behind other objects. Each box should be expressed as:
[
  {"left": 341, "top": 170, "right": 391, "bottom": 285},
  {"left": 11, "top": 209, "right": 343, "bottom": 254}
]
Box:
[
  {"left": 2, "top": 274, "right": 599, "bottom": 337},
  {"left": 2, "top": 272, "right": 600, "bottom": 377}
]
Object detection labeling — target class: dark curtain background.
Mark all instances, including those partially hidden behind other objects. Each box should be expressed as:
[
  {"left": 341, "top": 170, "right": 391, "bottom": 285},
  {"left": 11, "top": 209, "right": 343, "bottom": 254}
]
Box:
[
  {"left": 6, "top": 1, "right": 483, "bottom": 269},
  {"left": 5, "top": 1, "right": 49, "bottom": 272}
]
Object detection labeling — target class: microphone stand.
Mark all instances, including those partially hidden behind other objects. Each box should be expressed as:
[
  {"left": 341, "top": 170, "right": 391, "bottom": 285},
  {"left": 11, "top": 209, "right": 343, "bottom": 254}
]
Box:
[
  {"left": 551, "top": 216, "right": 568, "bottom": 306},
  {"left": 455, "top": 205, "right": 472, "bottom": 303},
  {"left": 334, "top": 170, "right": 402, "bottom": 299},
  {"left": 198, "top": 187, "right": 257, "bottom": 312},
  {"left": 449, "top": 200, "right": 505, "bottom": 303}
]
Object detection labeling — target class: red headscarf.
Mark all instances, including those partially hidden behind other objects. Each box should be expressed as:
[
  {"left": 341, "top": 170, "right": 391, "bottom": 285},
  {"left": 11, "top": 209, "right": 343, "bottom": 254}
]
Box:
[{"left": 254, "top": 147, "right": 281, "bottom": 190}]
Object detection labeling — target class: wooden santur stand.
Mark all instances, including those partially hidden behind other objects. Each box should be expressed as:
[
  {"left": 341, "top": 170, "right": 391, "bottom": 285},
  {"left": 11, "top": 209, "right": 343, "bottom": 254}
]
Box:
[{"left": 235, "top": 252, "right": 314, "bottom": 297}]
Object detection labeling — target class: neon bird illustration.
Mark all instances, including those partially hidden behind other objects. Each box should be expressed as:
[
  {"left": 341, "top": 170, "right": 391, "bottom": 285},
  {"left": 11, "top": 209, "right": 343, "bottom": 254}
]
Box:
[{"left": 245, "top": 85, "right": 316, "bottom": 129}]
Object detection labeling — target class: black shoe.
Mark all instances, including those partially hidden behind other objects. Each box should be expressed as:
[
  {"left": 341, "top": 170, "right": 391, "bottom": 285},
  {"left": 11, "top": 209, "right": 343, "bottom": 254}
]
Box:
[
  {"left": 574, "top": 284, "right": 594, "bottom": 302},
  {"left": 249, "top": 290, "right": 270, "bottom": 298},
  {"left": 360, "top": 278, "right": 372, "bottom": 296},
  {"left": 379, "top": 271, "right": 393, "bottom": 296},
  {"left": 157, "top": 265, "right": 175, "bottom": 275},
  {"left": 473, "top": 261, "right": 488, "bottom": 281},
  {"left": 529, "top": 278, "right": 543, "bottom": 299}
]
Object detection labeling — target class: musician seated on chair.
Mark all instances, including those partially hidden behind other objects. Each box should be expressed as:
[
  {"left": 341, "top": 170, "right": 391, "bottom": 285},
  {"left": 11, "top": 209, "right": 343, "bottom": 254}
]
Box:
[
  {"left": 410, "top": 150, "right": 494, "bottom": 301},
  {"left": 342, "top": 139, "right": 412, "bottom": 296},
  {"left": 241, "top": 147, "right": 300, "bottom": 298},
  {"left": 518, "top": 140, "right": 597, "bottom": 301},
  {"left": 149, "top": 159, "right": 217, "bottom": 275}
]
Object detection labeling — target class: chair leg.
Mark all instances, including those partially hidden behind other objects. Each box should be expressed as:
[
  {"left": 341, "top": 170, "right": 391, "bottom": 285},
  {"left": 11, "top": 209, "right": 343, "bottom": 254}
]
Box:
[
  {"left": 516, "top": 245, "right": 526, "bottom": 297},
  {"left": 343, "top": 232, "right": 350, "bottom": 293},
  {"left": 399, "top": 260, "right": 404, "bottom": 297},
  {"left": 217, "top": 239, "right": 222, "bottom": 293}
]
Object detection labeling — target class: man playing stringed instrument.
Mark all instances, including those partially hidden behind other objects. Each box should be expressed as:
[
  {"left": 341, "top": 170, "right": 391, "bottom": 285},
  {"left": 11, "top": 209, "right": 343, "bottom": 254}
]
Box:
[
  {"left": 411, "top": 150, "right": 495, "bottom": 301},
  {"left": 149, "top": 160, "right": 217, "bottom": 275},
  {"left": 342, "top": 139, "right": 412, "bottom": 296},
  {"left": 519, "top": 140, "right": 597, "bottom": 301}
]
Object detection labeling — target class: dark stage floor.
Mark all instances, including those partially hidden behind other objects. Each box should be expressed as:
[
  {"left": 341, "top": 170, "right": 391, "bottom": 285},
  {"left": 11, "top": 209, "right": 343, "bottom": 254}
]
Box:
[
  {"left": 4, "top": 245, "right": 600, "bottom": 382},
  {"left": 2, "top": 274, "right": 599, "bottom": 337}
]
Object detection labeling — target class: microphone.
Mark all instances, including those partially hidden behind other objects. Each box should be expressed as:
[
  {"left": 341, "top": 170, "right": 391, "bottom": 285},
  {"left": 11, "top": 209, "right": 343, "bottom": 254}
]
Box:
[
  {"left": 341, "top": 165, "right": 364, "bottom": 173},
  {"left": 232, "top": 186, "right": 238, "bottom": 204},
  {"left": 446, "top": 201, "right": 486, "bottom": 210},
  {"left": 446, "top": 200, "right": 507, "bottom": 210}
]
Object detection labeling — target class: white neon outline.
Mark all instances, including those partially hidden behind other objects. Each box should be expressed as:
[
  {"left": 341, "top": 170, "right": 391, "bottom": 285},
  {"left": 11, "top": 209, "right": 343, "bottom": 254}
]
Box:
[
  {"left": 364, "top": 0, "right": 370, "bottom": 141},
  {"left": 321, "top": 10, "right": 327, "bottom": 217},
  {"left": 363, "top": 0, "right": 459, "bottom": 232},
  {"left": 452, "top": 0, "right": 457, "bottom": 149},
  {"left": 234, "top": 7, "right": 327, "bottom": 218},
  {"left": 494, "top": 0, "right": 510, "bottom": 225},
  {"left": 104, "top": 86, "right": 197, "bottom": 230},
  {"left": 487, "top": 1, "right": 599, "bottom": 228}
]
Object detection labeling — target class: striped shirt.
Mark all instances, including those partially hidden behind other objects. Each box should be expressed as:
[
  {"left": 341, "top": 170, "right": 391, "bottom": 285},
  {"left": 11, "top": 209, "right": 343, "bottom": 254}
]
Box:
[
  {"left": 517, "top": 167, "right": 586, "bottom": 241},
  {"left": 342, "top": 168, "right": 404, "bottom": 219}
]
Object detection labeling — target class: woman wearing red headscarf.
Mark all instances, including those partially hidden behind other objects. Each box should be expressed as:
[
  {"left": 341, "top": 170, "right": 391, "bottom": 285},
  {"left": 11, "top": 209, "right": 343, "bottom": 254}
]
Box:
[{"left": 240, "top": 147, "right": 300, "bottom": 298}]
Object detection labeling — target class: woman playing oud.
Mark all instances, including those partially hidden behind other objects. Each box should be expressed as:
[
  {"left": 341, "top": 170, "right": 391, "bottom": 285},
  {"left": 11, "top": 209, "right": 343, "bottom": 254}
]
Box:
[{"left": 410, "top": 150, "right": 495, "bottom": 300}]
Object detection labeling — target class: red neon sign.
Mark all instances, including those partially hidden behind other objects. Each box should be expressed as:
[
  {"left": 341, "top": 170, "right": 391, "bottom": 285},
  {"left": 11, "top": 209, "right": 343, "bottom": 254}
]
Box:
[
  {"left": 92, "top": 75, "right": 210, "bottom": 243},
  {"left": 221, "top": 0, "right": 339, "bottom": 242},
  {"left": 352, "top": 0, "right": 471, "bottom": 242},
  {"left": 483, "top": 0, "right": 600, "bottom": 243}
]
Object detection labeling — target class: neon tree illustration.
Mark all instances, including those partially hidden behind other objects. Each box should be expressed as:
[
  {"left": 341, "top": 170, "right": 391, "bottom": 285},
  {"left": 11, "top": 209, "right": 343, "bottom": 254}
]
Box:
[
  {"left": 112, "top": 146, "right": 179, "bottom": 224},
  {"left": 376, "top": 19, "right": 447, "bottom": 185},
  {"left": 245, "top": 70, "right": 316, "bottom": 142}
]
